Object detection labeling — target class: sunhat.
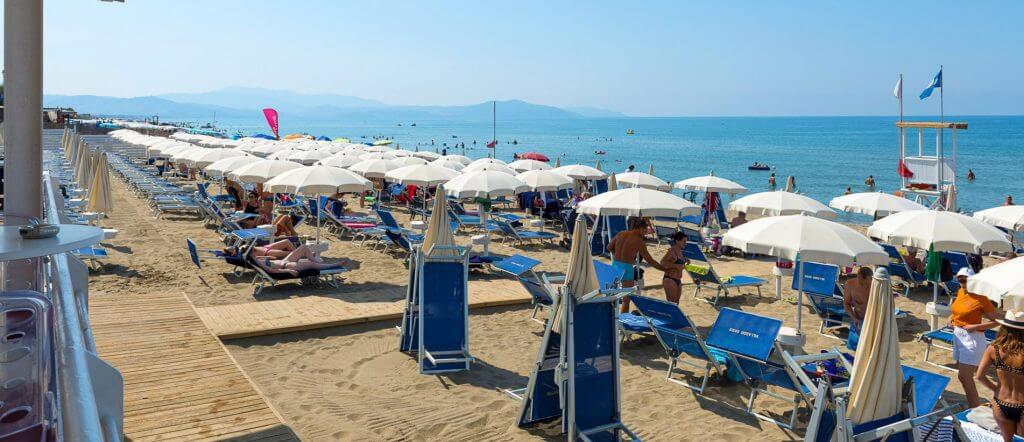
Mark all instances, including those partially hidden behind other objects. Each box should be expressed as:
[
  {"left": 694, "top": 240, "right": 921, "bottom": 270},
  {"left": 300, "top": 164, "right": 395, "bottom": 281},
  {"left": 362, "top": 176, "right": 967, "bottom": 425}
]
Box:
[{"left": 997, "top": 310, "right": 1024, "bottom": 330}]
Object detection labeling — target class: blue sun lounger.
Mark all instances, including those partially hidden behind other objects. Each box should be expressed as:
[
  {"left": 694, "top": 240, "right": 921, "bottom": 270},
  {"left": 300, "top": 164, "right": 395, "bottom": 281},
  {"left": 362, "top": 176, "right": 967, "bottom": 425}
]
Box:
[
  {"left": 682, "top": 242, "right": 766, "bottom": 305},
  {"left": 492, "top": 254, "right": 559, "bottom": 322},
  {"left": 398, "top": 241, "right": 474, "bottom": 374},
  {"left": 494, "top": 218, "right": 558, "bottom": 246},
  {"left": 630, "top": 295, "right": 724, "bottom": 393},
  {"left": 794, "top": 262, "right": 846, "bottom": 337},
  {"left": 880, "top": 244, "right": 927, "bottom": 295},
  {"left": 515, "top": 282, "right": 639, "bottom": 441},
  {"left": 919, "top": 326, "right": 998, "bottom": 371}
]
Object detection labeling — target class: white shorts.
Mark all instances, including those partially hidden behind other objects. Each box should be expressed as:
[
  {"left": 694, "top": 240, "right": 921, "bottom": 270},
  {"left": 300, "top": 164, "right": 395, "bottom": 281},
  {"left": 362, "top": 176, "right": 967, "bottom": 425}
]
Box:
[{"left": 952, "top": 327, "right": 988, "bottom": 366}]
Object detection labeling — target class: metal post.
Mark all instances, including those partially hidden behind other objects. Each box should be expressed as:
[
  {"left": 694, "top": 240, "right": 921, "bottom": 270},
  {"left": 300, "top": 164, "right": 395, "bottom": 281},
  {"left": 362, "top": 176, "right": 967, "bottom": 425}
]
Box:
[
  {"left": 796, "top": 259, "right": 804, "bottom": 332},
  {"left": 4, "top": 0, "right": 45, "bottom": 290}
]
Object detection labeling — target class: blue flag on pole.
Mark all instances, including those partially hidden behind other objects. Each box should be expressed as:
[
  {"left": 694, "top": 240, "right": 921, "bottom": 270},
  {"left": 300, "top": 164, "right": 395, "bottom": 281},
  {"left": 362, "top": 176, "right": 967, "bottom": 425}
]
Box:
[{"left": 919, "top": 68, "right": 942, "bottom": 100}]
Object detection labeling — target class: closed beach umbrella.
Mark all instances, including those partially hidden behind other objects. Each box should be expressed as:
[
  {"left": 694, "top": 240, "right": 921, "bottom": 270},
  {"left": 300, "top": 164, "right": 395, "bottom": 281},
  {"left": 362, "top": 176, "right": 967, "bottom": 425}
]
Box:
[
  {"left": 229, "top": 159, "right": 303, "bottom": 184},
  {"left": 385, "top": 164, "right": 461, "bottom": 187},
  {"left": 190, "top": 149, "right": 248, "bottom": 169},
  {"left": 444, "top": 170, "right": 528, "bottom": 199},
  {"left": 867, "top": 210, "right": 1012, "bottom": 254},
  {"left": 393, "top": 156, "right": 428, "bottom": 167},
  {"left": 552, "top": 164, "right": 606, "bottom": 180},
  {"left": 463, "top": 162, "right": 517, "bottom": 175},
  {"left": 86, "top": 152, "right": 113, "bottom": 214},
  {"left": 674, "top": 174, "right": 748, "bottom": 195},
  {"left": 432, "top": 157, "right": 466, "bottom": 171},
  {"left": 421, "top": 184, "right": 459, "bottom": 257},
  {"left": 508, "top": 159, "right": 552, "bottom": 172},
  {"left": 555, "top": 157, "right": 561, "bottom": 168},
  {"left": 205, "top": 155, "right": 262, "bottom": 176},
  {"left": 722, "top": 215, "right": 887, "bottom": 331},
  {"left": 516, "top": 170, "right": 573, "bottom": 192},
  {"left": 829, "top": 192, "right": 927, "bottom": 218},
  {"left": 784, "top": 176, "right": 796, "bottom": 192},
  {"left": 565, "top": 215, "right": 599, "bottom": 298},
  {"left": 647, "top": 164, "right": 654, "bottom": 175},
  {"left": 349, "top": 158, "right": 400, "bottom": 178},
  {"left": 967, "top": 256, "right": 1024, "bottom": 305},
  {"left": 729, "top": 191, "right": 836, "bottom": 219},
  {"left": 614, "top": 172, "right": 671, "bottom": 191},
  {"left": 76, "top": 146, "right": 93, "bottom": 188},
  {"left": 595, "top": 160, "right": 602, "bottom": 171},
  {"left": 318, "top": 155, "right": 364, "bottom": 169},
  {"left": 264, "top": 165, "right": 371, "bottom": 247},
  {"left": 847, "top": 267, "right": 902, "bottom": 424},
  {"left": 974, "top": 205, "right": 1024, "bottom": 231},
  {"left": 576, "top": 188, "right": 700, "bottom": 218},
  {"left": 288, "top": 149, "right": 331, "bottom": 165},
  {"left": 607, "top": 173, "right": 618, "bottom": 192}
]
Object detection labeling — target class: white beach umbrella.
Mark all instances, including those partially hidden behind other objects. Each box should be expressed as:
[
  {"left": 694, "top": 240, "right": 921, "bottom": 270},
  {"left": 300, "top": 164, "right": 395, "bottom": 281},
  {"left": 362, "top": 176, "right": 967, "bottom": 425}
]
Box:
[
  {"left": 576, "top": 187, "right": 700, "bottom": 218},
  {"left": 268, "top": 149, "right": 303, "bottom": 161},
  {"left": 729, "top": 191, "right": 836, "bottom": 219},
  {"left": 828, "top": 192, "right": 927, "bottom": 218},
  {"left": 516, "top": 170, "right": 574, "bottom": 192},
  {"left": 189, "top": 148, "right": 248, "bottom": 169},
  {"left": 348, "top": 158, "right": 400, "bottom": 178},
  {"left": 288, "top": 149, "right": 331, "bottom": 165},
  {"left": 867, "top": 210, "right": 1013, "bottom": 254},
  {"left": 431, "top": 157, "right": 466, "bottom": 171},
  {"left": 847, "top": 267, "right": 902, "bottom": 424},
  {"left": 468, "top": 158, "right": 507, "bottom": 168},
  {"left": 462, "top": 162, "right": 517, "bottom": 175},
  {"left": 508, "top": 159, "right": 552, "bottom": 172},
  {"left": 390, "top": 149, "right": 416, "bottom": 157},
  {"left": 552, "top": 164, "right": 607, "bottom": 180},
  {"left": 85, "top": 152, "right": 113, "bottom": 214},
  {"left": 360, "top": 152, "right": 399, "bottom": 161},
  {"left": 229, "top": 159, "right": 303, "bottom": 184},
  {"left": 385, "top": 164, "right": 461, "bottom": 187},
  {"left": 565, "top": 215, "right": 599, "bottom": 298},
  {"left": 314, "top": 144, "right": 345, "bottom": 154},
  {"left": 250, "top": 142, "right": 283, "bottom": 157},
  {"left": 722, "top": 215, "right": 887, "bottom": 331},
  {"left": 444, "top": 170, "right": 528, "bottom": 199},
  {"left": 392, "top": 156, "right": 428, "bottom": 167},
  {"left": 421, "top": 184, "right": 459, "bottom": 257},
  {"left": 614, "top": 172, "right": 671, "bottom": 191},
  {"left": 171, "top": 146, "right": 207, "bottom": 163},
  {"left": 317, "top": 155, "right": 364, "bottom": 169},
  {"left": 974, "top": 205, "right": 1024, "bottom": 231},
  {"left": 441, "top": 154, "right": 472, "bottom": 166},
  {"left": 413, "top": 151, "right": 441, "bottom": 160},
  {"left": 967, "top": 256, "right": 1024, "bottom": 306},
  {"left": 265, "top": 165, "right": 371, "bottom": 247},
  {"left": 160, "top": 144, "right": 197, "bottom": 159},
  {"left": 205, "top": 155, "right": 263, "bottom": 177},
  {"left": 364, "top": 145, "right": 393, "bottom": 153},
  {"left": 674, "top": 174, "right": 748, "bottom": 194}
]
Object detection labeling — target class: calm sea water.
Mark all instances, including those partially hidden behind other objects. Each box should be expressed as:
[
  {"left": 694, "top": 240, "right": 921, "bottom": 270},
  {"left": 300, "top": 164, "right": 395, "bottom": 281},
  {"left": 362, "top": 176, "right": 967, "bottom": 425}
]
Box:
[{"left": 211, "top": 115, "right": 1024, "bottom": 217}]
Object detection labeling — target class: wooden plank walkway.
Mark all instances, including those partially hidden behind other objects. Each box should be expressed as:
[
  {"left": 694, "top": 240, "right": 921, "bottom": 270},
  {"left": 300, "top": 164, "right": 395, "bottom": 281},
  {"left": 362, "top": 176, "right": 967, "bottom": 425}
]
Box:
[
  {"left": 196, "top": 279, "right": 531, "bottom": 339},
  {"left": 90, "top": 290, "right": 298, "bottom": 441}
]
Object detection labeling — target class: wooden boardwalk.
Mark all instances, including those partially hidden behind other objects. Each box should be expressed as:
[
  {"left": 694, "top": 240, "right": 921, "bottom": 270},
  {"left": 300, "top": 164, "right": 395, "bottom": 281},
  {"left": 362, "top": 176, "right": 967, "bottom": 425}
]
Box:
[
  {"left": 90, "top": 290, "right": 297, "bottom": 441},
  {"left": 196, "top": 279, "right": 531, "bottom": 339}
]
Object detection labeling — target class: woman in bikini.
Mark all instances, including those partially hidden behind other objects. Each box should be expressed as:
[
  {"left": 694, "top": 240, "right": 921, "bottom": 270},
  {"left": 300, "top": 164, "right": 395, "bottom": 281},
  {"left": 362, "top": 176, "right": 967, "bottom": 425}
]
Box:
[
  {"left": 659, "top": 232, "right": 688, "bottom": 304},
  {"left": 978, "top": 310, "right": 1024, "bottom": 441}
]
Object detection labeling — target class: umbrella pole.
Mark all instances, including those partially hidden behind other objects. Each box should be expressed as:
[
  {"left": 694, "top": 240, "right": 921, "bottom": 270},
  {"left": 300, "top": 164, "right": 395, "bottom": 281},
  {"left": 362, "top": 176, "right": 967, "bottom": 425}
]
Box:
[
  {"left": 796, "top": 259, "right": 805, "bottom": 332},
  {"left": 316, "top": 193, "right": 321, "bottom": 257}
]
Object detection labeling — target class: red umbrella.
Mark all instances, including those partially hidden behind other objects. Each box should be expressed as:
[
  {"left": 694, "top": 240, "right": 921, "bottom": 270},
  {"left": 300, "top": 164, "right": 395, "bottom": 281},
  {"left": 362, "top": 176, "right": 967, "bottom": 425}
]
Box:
[{"left": 519, "top": 152, "right": 549, "bottom": 162}]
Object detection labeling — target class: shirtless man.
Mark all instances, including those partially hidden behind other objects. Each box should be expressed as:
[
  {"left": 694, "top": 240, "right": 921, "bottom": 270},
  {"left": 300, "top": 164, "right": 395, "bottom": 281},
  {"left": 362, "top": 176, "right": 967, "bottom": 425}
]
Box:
[
  {"left": 903, "top": 247, "right": 925, "bottom": 274},
  {"left": 609, "top": 216, "right": 667, "bottom": 313}
]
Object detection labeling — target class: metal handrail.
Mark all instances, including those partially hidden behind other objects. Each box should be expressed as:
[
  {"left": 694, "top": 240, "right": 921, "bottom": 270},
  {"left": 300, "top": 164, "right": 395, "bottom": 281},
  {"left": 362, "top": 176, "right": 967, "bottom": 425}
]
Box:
[{"left": 42, "top": 172, "right": 113, "bottom": 441}]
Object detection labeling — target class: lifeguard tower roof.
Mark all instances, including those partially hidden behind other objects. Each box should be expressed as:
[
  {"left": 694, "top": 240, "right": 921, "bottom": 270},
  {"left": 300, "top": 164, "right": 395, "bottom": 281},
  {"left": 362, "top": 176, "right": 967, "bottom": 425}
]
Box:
[
  {"left": 896, "top": 121, "right": 968, "bottom": 130},
  {"left": 896, "top": 120, "right": 967, "bottom": 210}
]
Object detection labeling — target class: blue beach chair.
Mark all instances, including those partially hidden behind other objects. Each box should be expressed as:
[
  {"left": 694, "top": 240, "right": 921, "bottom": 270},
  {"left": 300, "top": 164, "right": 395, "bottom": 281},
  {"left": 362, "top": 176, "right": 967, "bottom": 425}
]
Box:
[
  {"left": 793, "top": 262, "right": 846, "bottom": 337},
  {"left": 630, "top": 295, "right": 725, "bottom": 393},
  {"left": 492, "top": 255, "right": 561, "bottom": 323},
  {"left": 682, "top": 242, "right": 766, "bottom": 305},
  {"left": 919, "top": 326, "right": 998, "bottom": 371},
  {"left": 494, "top": 218, "right": 558, "bottom": 246},
  {"left": 879, "top": 244, "right": 927, "bottom": 294}
]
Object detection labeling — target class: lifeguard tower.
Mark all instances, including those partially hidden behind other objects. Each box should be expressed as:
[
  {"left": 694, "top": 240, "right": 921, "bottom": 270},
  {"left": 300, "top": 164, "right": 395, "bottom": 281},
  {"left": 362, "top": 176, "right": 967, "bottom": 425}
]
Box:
[{"left": 896, "top": 121, "right": 967, "bottom": 211}]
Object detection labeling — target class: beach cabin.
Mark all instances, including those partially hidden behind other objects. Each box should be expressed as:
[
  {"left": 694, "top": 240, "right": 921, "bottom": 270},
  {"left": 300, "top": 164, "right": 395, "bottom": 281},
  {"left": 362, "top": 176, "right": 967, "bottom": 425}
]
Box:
[{"left": 896, "top": 121, "right": 967, "bottom": 211}]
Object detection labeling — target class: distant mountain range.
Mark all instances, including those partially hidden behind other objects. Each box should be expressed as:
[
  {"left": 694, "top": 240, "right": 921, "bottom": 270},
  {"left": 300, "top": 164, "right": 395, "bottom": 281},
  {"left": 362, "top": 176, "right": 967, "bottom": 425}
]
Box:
[{"left": 43, "top": 87, "right": 625, "bottom": 121}]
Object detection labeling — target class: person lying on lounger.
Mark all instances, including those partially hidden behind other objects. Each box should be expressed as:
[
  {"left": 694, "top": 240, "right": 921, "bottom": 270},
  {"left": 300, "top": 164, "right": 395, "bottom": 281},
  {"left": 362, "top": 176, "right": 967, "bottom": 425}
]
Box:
[{"left": 253, "top": 245, "right": 356, "bottom": 276}]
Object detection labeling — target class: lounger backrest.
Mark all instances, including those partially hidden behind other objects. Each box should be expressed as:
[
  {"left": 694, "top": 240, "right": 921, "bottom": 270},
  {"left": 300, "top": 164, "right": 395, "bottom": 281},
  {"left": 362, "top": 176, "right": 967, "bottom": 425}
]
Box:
[
  {"left": 630, "top": 295, "right": 693, "bottom": 331},
  {"left": 705, "top": 308, "right": 782, "bottom": 361},
  {"left": 606, "top": 216, "right": 627, "bottom": 241},
  {"left": 592, "top": 260, "right": 620, "bottom": 289},
  {"left": 196, "top": 182, "right": 210, "bottom": 199},
  {"left": 519, "top": 278, "right": 555, "bottom": 306},
  {"left": 306, "top": 198, "right": 319, "bottom": 219},
  {"left": 385, "top": 229, "right": 412, "bottom": 252},
  {"left": 880, "top": 243, "right": 918, "bottom": 281},
  {"left": 792, "top": 262, "right": 841, "bottom": 297},
  {"left": 567, "top": 295, "right": 619, "bottom": 435},
  {"left": 419, "top": 260, "right": 468, "bottom": 372},
  {"left": 186, "top": 239, "right": 201, "bottom": 269},
  {"left": 944, "top": 252, "right": 970, "bottom": 275},
  {"left": 493, "top": 254, "right": 542, "bottom": 278},
  {"left": 376, "top": 209, "right": 401, "bottom": 231},
  {"left": 901, "top": 365, "right": 950, "bottom": 414},
  {"left": 495, "top": 219, "right": 519, "bottom": 238},
  {"left": 681, "top": 242, "right": 723, "bottom": 285},
  {"left": 589, "top": 215, "right": 607, "bottom": 255}
]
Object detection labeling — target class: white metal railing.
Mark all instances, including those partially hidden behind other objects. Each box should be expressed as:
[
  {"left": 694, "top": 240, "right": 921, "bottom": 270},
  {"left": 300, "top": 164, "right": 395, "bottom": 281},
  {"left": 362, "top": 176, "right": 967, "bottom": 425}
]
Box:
[{"left": 42, "top": 172, "right": 123, "bottom": 441}]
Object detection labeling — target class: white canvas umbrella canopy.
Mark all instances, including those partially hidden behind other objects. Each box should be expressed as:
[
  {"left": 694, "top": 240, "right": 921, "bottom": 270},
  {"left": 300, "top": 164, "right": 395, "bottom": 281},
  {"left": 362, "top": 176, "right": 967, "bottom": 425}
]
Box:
[
  {"left": 189, "top": 148, "right": 248, "bottom": 169},
  {"left": 847, "top": 267, "right": 902, "bottom": 424},
  {"left": 828, "top": 192, "right": 926, "bottom": 218},
  {"left": 363, "top": 145, "right": 393, "bottom": 153},
  {"left": 360, "top": 152, "right": 398, "bottom": 161},
  {"left": 515, "top": 170, "right": 573, "bottom": 192},
  {"left": 349, "top": 158, "right": 400, "bottom": 178},
  {"left": 440, "top": 154, "right": 472, "bottom": 166},
  {"left": 389, "top": 149, "right": 416, "bottom": 157},
  {"left": 967, "top": 256, "right": 1024, "bottom": 306},
  {"left": 468, "top": 158, "right": 507, "bottom": 168},
  {"left": 974, "top": 205, "right": 1024, "bottom": 231},
  {"left": 722, "top": 215, "right": 888, "bottom": 330},
  {"left": 614, "top": 172, "right": 671, "bottom": 191},
  {"left": 250, "top": 142, "right": 283, "bottom": 157},
  {"left": 317, "top": 155, "right": 364, "bottom": 169},
  {"left": 264, "top": 165, "right": 371, "bottom": 247},
  {"left": 674, "top": 174, "right": 748, "bottom": 194},
  {"left": 159, "top": 144, "right": 196, "bottom": 159},
  {"left": 229, "top": 159, "right": 303, "bottom": 184},
  {"left": 867, "top": 210, "right": 1012, "bottom": 254},
  {"left": 552, "top": 164, "right": 607, "bottom": 180},
  {"left": 268, "top": 149, "right": 302, "bottom": 161},
  {"left": 462, "top": 162, "right": 517, "bottom": 175},
  {"left": 385, "top": 164, "right": 461, "bottom": 187},
  {"left": 85, "top": 152, "right": 113, "bottom": 214},
  {"left": 508, "top": 159, "right": 552, "bottom": 172},
  {"left": 421, "top": 184, "right": 459, "bottom": 258},
  {"left": 288, "top": 150, "right": 331, "bottom": 165},
  {"left": 171, "top": 147, "right": 207, "bottom": 163},
  {"left": 205, "top": 155, "right": 262, "bottom": 176},
  {"left": 729, "top": 191, "right": 837, "bottom": 219},
  {"left": 392, "top": 156, "right": 428, "bottom": 167},
  {"left": 412, "top": 151, "right": 441, "bottom": 160},
  {"left": 565, "top": 215, "right": 600, "bottom": 298},
  {"left": 576, "top": 188, "right": 700, "bottom": 218},
  {"left": 431, "top": 157, "right": 466, "bottom": 171},
  {"left": 444, "top": 170, "right": 528, "bottom": 199}
]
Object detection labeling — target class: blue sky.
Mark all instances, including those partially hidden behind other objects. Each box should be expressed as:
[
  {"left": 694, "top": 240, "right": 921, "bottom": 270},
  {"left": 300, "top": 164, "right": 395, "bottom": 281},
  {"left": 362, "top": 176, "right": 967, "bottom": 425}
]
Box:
[{"left": 12, "top": 0, "right": 1024, "bottom": 116}]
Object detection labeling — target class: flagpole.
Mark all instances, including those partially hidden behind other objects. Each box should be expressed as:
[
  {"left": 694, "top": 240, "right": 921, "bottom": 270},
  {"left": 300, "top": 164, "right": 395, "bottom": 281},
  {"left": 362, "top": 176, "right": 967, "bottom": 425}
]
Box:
[
  {"left": 939, "top": 65, "right": 944, "bottom": 123},
  {"left": 491, "top": 100, "right": 496, "bottom": 159}
]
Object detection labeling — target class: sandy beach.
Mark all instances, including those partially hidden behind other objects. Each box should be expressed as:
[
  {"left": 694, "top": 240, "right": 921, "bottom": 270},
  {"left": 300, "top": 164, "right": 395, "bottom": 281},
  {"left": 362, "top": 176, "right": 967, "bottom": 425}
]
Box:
[{"left": 88, "top": 173, "right": 976, "bottom": 441}]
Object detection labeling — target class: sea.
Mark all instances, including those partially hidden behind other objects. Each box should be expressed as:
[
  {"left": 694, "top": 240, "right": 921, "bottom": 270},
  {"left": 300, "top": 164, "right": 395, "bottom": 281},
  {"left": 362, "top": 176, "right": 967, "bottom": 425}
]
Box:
[{"left": 210, "top": 115, "right": 1024, "bottom": 220}]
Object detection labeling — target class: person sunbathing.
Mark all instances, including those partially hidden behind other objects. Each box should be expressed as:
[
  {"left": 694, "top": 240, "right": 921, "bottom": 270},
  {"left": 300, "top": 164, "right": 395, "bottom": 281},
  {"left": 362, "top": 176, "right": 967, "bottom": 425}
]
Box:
[
  {"left": 254, "top": 245, "right": 356, "bottom": 276},
  {"left": 249, "top": 239, "right": 299, "bottom": 259},
  {"left": 903, "top": 247, "right": 925, "bottom": 273}
]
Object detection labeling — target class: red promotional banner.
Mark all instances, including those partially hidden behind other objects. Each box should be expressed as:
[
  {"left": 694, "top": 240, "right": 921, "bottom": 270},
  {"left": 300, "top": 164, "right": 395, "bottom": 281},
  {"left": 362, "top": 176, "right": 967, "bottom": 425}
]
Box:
[{"left": 262, "top": 108, "right": 280, "bottom": 139}]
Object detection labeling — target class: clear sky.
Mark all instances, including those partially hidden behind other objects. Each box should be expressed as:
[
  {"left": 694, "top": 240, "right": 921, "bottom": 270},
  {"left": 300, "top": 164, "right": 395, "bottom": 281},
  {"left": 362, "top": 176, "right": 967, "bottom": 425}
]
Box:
[{"left": 7, "top": 0, "right": 1024, "bottom": 116}]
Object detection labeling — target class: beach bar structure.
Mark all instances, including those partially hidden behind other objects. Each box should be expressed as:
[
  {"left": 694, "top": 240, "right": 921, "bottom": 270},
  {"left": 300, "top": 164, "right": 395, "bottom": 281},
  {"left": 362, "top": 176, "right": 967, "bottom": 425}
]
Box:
[{"left": 896, "top": 121, "right": 967, "bottom": 211}]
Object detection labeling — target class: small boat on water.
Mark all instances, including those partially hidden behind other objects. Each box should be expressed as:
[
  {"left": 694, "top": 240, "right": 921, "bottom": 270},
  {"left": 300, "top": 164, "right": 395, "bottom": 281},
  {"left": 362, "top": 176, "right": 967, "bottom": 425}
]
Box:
[
  {"left": 748, "top": 163, "right": 772, "bottom": 171},
  {"left": 594, "top": 150, "right": 606, "bottom": 155},
  {"left": 626, "top": 129, "right": 635, "bottom": 135}
]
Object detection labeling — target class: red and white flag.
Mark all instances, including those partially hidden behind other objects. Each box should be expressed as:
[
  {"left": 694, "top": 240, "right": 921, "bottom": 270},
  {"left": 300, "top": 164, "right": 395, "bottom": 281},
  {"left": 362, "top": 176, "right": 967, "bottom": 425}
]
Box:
[{"left": 486, "top": 140, "right": 497, "bottom": 148}]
